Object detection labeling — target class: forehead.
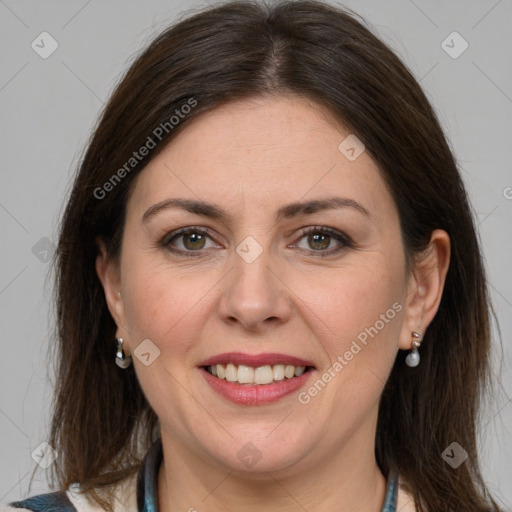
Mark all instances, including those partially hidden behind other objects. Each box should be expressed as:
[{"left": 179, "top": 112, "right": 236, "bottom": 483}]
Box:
[{"left": 126, "top": 95, "right": 396, "bottom": 224}]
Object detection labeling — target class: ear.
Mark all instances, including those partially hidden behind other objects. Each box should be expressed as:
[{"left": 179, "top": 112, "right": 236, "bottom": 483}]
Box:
[
  {"left": 398, "top": 229, "right": 451, "bottom": 350},
  {"left": 95, "top": 236, "right": 130, "bottom": 346}
]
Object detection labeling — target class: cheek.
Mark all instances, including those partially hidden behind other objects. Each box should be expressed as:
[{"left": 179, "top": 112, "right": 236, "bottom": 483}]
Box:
[
  {"left": 119, "top": 247, "right": 197, "bottom": 347},
  {"left": 119, "top": 254, "right": 213, "bottom": 433},
  {"left": 298, "top": 267, "right": 404, "bottom": 422},
  {"left": 303, "top": 250, "right": 405, "bottom": 407},
  {"left": 120, "top": 247, "right": 224, "bottom": 370},
  {"left": 304, "top": 256, "right": 404, "bottom": 348}
]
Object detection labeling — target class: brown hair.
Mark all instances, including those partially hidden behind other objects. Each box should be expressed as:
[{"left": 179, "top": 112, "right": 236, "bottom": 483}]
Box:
[{"left": 40, "top": 1, "right": 503, "bottom": 510}]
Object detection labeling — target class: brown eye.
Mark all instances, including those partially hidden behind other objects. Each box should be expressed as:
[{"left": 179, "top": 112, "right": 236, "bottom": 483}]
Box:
[
  {"left": 163, "top": 228, "right": 219, "bottom": 254},
  {"left": 182, "top": 232, "right": 206, "bottom": 250},
  {"left": 307, "top": 232, "right": 331, "bottom": 250},
  {"left": 293, "top": 227, "right": 352, "bottom": 256}
]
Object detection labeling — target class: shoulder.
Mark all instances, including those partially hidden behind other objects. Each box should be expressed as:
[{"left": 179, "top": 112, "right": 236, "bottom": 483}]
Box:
[
  {"left": 396, "top": 474, "right": 417, "bottom": 512},
  {"left": 3, "top": 438, "right": 162, "bottom": 512},
  {"left": 2, "top": 489, "right": 76, "bottom": 512},
  {"left": 2, "top": 472, "right": 138, "bottom": 512}
]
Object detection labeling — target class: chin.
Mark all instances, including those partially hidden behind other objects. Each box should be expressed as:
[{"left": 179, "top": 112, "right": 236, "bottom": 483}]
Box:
[{"left": 201, "top": 427, "right": 314, "bottom": 475}]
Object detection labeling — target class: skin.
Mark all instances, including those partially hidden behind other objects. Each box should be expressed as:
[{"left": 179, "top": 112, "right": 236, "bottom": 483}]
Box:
[{"left": 96, "top": 95, "right": 450, "bottom": 512}]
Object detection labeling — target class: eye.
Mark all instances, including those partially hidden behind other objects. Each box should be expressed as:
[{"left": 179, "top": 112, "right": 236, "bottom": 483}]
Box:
[
  {"left": 162, "top": 227, "right": 220, "bottom": 255},
  {"left": 292, "top": 227, "right": 352, "bottom": 255}
]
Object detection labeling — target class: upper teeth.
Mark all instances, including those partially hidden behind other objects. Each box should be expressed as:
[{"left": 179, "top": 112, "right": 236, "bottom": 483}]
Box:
[{"left": 208, "top": 364, "right": 307, "bottom": 384}]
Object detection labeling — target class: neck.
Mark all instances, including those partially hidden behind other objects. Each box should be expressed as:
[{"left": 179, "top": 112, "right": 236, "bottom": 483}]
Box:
[{"left": 157, "top": 427, "right": 387, "bottom": 512}]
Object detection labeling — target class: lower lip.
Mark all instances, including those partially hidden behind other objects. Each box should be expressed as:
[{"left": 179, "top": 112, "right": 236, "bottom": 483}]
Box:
[{"left": 199, "top": 367, "right": 314, "bottom": 405}]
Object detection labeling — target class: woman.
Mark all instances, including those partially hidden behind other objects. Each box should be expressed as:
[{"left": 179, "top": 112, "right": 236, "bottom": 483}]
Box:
[{"left": 4, "top": 1, "right": 505, "bottom": 511}]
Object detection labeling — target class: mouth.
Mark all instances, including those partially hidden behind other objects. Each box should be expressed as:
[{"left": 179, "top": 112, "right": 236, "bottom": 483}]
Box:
[{"left": 198, "top": 352, "right": 317, "bottom": 405}]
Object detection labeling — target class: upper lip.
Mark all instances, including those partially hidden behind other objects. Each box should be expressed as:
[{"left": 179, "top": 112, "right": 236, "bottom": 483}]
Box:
[{"left": 199, "top": 352, "right": 316, "bottom": 368}]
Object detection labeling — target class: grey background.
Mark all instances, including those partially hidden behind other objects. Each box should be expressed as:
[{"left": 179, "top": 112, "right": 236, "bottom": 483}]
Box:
[{"left": 1, "top": 0, "right": 511, "bottom": 508}]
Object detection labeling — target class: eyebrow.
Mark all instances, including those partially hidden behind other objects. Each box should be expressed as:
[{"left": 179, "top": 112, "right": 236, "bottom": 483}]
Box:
[{"left": 142, "top": 196, "right": 371, "bottom": 223}]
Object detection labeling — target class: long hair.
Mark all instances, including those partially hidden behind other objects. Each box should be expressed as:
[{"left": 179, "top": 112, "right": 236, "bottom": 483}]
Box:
[{"left": 43, "top": 1, "right": 502, "bottom": 510}]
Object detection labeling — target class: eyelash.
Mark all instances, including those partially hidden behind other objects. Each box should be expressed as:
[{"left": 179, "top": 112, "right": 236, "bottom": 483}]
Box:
[{"left": 160, "top": 225, "right": 353, "bottom": 258}]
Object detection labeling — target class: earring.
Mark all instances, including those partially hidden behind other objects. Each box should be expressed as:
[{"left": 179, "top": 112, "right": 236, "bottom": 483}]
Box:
[
  {"left": 405, "top": 331, "right": 422, "bottom": 367},
  {"left": 115, "top": 337, "right": 132, "bottom": 369}
]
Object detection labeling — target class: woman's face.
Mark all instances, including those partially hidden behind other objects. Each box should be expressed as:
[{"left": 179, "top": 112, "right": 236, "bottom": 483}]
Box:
[{"left": 102, "top": 95, "right": 422, "bottom": 475}]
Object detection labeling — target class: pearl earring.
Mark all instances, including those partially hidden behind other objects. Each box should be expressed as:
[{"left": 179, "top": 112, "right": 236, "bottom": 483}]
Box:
[
  {"left": 405, "top": 331, "right": 422, "bottom": 367},
  {"left": 115, "top": 337, "right": 132, "bottom": 369}
]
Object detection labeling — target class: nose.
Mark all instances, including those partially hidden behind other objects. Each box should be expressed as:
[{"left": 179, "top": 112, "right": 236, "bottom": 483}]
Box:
[{"left": 217, "top": 250, "right": 292, "bottom": 333}]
